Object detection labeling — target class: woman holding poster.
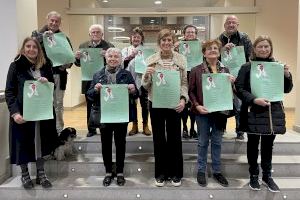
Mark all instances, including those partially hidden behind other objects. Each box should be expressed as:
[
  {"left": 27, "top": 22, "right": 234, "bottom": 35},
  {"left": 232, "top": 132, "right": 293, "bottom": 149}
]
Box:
[
  {"left": 87, "top": 48, "right": 137, "bottom": 187},
  {"left": 142, "top": 29, "right": 188, "bottom": 187},
  {"left": 235, "top": 35, "right": 293, "bottom": 192},
  {"left": 189, "top": 39, "right": 235, "bottom": 188},
  {"left": 5, "top": 37, "right": 57, "bottom": 189}
]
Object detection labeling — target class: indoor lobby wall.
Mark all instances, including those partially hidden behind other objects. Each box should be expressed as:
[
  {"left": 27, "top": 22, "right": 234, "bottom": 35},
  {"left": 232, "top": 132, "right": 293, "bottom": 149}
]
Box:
[
  {"left": 255, "top": 0, "right": 298, "bottom": 108},
  {"left": 36, "top": 0, "right": 297, "bottom": 109}
]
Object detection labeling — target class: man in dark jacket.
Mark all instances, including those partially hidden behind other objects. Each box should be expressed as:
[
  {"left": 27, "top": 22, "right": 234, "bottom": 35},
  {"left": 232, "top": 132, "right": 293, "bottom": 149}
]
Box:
[
  {"left": 218, "top": 15, "right": 253, "bottom": 140},
  {"left": 74, "top": 24, "right": 114, "bottom": 137},
  {"left": 32, "top": 11, "right": 73, "bottom": 134}
]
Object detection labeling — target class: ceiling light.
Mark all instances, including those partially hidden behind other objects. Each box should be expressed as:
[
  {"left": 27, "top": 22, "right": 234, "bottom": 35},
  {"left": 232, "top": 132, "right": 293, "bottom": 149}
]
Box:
[
  {"left": 196, "top": 26, "right": 206, "bottom": 31},
  {"left": 108, "top": 26, "right": 125, "bottom": 32},
  {"left": 154, "top": 1, "right": 162, "bottom": 5},
  {"left": 102, "top": 0, "right": 108, "bottom": 2},
  {"left": 113, "top": 36, "right": 130, "bottom": 41}
]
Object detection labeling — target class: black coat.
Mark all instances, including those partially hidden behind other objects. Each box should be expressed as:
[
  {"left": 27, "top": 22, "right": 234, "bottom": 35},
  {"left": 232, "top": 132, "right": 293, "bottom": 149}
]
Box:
[
  {"left": 86, "top": 67, "right": 138, "bottom": 122},
  {"left": 5, "top": 55, "right": 58, "bottom": 164},
  {"left": 219, "top": 31, "right": 253, "bottom": 62},
  {"left": 235, "top": 58, "right": 293, "bottom": 134}
]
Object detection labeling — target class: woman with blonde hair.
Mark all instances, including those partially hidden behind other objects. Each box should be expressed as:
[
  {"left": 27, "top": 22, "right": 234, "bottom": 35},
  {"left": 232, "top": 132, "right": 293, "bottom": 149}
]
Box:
[{"left": 5, "top": 37, "right": 57, "bottom": 189}]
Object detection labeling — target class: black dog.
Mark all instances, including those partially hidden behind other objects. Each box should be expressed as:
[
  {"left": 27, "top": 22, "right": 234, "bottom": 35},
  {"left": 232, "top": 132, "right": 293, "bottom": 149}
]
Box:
[{"left": 53, "top": 127, "right": 77, "bottom": 160}]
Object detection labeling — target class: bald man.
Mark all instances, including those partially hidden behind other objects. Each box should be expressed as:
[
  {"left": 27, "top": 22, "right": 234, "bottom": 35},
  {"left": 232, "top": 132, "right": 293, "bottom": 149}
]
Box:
[{"left": 218, "top": 15, "right": 253, "bottom": 140}]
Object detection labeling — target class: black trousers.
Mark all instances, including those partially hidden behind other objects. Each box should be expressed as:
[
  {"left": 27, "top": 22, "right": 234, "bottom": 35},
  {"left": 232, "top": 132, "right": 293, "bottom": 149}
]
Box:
[
  {"left": 132, "top": 86, "right": 149, "bottom": 123},
  {"left": 149, "top": 102, "right": 183, "bottom": 179},
  {"left": 85, "top": 94, "right": 96, "bottom": 133},
  {"left": 100, "top": 123, "right": 128, "bottom": 174},
  {"left": 247, "top": 134, "right": 276, "bottom": 177},
  {"left": 180, "top": 101, "right": 196, "bottom": 131}
]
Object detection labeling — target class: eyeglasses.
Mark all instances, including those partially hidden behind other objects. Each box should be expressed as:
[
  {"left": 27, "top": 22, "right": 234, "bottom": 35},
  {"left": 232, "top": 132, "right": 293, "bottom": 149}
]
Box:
[{"left": 186, "top": 31, "right": 196, "bottom": 34}]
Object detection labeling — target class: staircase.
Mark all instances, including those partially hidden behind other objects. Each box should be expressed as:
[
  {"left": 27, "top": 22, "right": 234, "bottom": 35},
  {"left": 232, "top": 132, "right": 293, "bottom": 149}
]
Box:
[{"left": 1, "top": 131, "right": 300, "bottom": 200}]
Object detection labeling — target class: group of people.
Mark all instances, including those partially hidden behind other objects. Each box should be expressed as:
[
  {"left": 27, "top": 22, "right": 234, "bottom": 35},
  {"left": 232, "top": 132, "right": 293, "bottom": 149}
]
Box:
[{"left": 5, "top": 10, "right": 293, "bottom": 194}]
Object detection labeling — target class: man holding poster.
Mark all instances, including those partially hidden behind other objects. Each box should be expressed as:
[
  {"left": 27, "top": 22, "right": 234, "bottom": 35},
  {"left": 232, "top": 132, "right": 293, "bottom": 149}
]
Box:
[
  {"left": 74, "top": 24, "right": 114, "bottom": 137},
  {"left": 32, "top": 11, "right": 73, "bottom": 134},
  {"left": 218, "top": 15, "right": 253, "bottom": 140}
]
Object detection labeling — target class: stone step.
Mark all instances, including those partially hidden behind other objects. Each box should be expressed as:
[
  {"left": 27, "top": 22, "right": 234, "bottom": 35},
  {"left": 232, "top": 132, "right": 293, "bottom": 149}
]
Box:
[
  {"left": 13, "top": 154, "right": 300, "bottom": 178},
  {"left": 0, "top": 175, "right": 299, "bottom": 200},
  {"left": 74, "top": 131, "right": 300, "bottom": 155}
]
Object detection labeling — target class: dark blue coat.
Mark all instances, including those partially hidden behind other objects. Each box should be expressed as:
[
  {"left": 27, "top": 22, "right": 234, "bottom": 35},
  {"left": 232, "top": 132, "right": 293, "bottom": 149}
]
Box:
[
  {"left": 87, "top": 67, "right": 138, "bottom": 122},
  {"left": 5, "top": 55, "right": 58, "bottom": 164}
]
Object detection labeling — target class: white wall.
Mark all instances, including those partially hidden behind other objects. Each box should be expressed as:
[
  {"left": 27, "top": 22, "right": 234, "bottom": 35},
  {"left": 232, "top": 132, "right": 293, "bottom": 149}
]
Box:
[
  {"left": 255, "top": 0, "right": 298, "bottom": 108},
  {"left": 294, "top": 1, "right": 300, "bottom": 132},
  {"left": 0, "top": 102, "right": 10, "bottom": 184},
  {"left": 16, "top": 0, "right": 38, "bottom": 46},
  {"left": 0, "top": 0, "right": 38, "bottom": 183},
  {"left": 0, "top": 0, "right": 18, "bottom": 90}
]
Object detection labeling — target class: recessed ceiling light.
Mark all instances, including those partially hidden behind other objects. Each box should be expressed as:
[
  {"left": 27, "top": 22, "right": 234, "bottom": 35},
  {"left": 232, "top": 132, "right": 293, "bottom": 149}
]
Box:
[
  {"left": 154, "top": 1, "right": 162, "bottom": 5},
  {"left": 108, "top": 26, "right": 125, "bottom": 32},
  {"left": 102, "top": 0, "right": 108, "bottom": 3},
  {"left": 196, "top": 26, "right": 206, "bottom": 31},
  {"left": 113, "top": 36, "right": 130, "bottom": 41}
]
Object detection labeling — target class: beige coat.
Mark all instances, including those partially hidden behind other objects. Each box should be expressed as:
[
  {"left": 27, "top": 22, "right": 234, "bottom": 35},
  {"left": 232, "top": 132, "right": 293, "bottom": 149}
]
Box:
[{"left": 141, "top": 51, "right": 189, "bottom": 104}]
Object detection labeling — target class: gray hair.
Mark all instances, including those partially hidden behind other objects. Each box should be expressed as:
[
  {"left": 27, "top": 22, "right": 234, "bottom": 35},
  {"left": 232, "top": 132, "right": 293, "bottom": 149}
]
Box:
[
  {"left": 89, "top": 24, "right": 104, "bottom": 34},
  {"left": 105, "top": 47, "right": 122, "bottom": 58},
  {"left": 46, "top": 11, "right": 61, "bottom": 20}
]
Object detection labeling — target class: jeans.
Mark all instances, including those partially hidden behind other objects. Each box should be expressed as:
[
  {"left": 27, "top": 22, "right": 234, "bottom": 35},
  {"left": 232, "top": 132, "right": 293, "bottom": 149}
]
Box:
[
  {"left": 53, "top": 74, "right": 65, "bottom": 133},
  {"left": 196, "top": 114, "right": 223, "bottom": 173}
]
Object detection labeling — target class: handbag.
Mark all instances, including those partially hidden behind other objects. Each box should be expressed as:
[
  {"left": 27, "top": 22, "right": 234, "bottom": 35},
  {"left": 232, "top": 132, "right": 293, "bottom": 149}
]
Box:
[{"left": 88, "top": 105, "right": 101, "bottom": 128}]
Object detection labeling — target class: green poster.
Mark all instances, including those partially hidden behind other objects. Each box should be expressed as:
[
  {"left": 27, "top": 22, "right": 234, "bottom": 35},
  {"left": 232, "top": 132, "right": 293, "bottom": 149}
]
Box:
[
  {"left": 100, "top": 84, "right": 129, "bottom": 123},
  {"left": 179, "top": 40, "right": 203, "bottom": 71},
  {"left": 134, "top": 48, "right": 156, "bottom": 74},
  {"left": 250, "top": 61, "right": 284, "bottom": 102},
  {"left": 202, "top": 73, "right": 233, "bottom": 112},
  {"left": 80, "top": 48, "right": 104, "bottom": 81},
  {"left": 221, "top": 46, "right": 246, "bottom": 77},
  {"left": 152, "top": 69, "right": 180, "bottom": 108},
  {"left": 43, "top": 32, "right": 75, "bottom": 67},
  {"left": 23, "top": 81, "right": 54, "bottom": 121}
]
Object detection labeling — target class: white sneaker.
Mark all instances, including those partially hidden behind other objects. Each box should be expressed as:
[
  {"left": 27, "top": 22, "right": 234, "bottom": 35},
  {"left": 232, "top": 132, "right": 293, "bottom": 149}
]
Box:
[
  {"left": 171, "top": 177, "right": 182, "bottom": 187},
  {"left": 155, "top": 176, "right": 165, "bottom": 187}
]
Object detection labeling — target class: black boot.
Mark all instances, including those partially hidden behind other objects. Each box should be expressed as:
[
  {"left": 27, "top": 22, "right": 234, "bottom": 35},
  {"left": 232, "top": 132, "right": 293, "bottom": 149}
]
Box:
[
  {"left": 36, "top": 170, "right": 52, "bottom": 188},
  {"left": 36, "top": 158, "right": 52, "bottom": 188},
  {"left": 20, "top": 164, "right": 34, "bottom": 189}
]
